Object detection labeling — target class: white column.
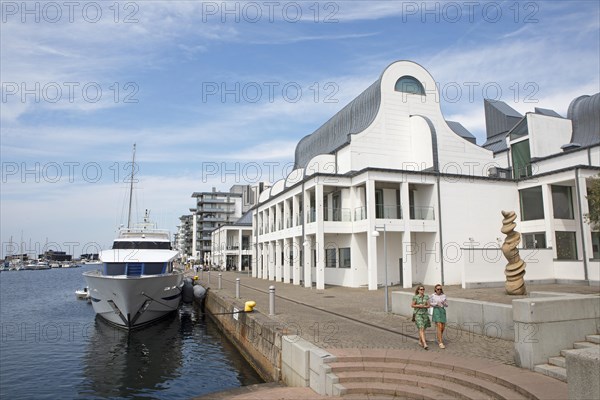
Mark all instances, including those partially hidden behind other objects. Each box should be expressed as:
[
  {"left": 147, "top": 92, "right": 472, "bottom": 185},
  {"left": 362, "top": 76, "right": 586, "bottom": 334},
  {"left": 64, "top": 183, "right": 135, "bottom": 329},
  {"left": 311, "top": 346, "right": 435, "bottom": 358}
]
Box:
[
  {"left": 283, "top": 238, "right": 291, "bottom": 283},
  {"left": 303, "top": 237, "right": 312, "bottom": 288},
  {"left": 275, "top": 240, "right": 282, "bottom": 282},
  {"left": 541, "top": 184, "right": 555, "bottom": 252},
  {"left": 315, "top": 183, "right": 325, "bottom": 290},
  {"left": 237, "top": 230, "right": 243, "bottom": 272},
  {"left": 268, "top": 241, "right": 275, "bottom": 280},
  {"left": 262, "top": 243, "right": 268, "bottom": 280},
  {"left": 401, "top": 182, "right": 413, "bottom": 288},
  {"left": 366, "top": 177, "right": 378, "bottom": 290},
  {"left": 292, "top": 236, "right": 300, "bottom": 285},
  {"left": 576, "top": 171, "right": 593, "bottom": 275}
]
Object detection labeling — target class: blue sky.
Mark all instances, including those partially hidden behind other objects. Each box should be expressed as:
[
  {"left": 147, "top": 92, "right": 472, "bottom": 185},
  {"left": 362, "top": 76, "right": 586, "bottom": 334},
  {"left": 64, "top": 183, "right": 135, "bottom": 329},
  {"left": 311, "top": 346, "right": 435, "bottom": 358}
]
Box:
[{"left": 1, "top": 1, "right": 599, "bottom": 257}]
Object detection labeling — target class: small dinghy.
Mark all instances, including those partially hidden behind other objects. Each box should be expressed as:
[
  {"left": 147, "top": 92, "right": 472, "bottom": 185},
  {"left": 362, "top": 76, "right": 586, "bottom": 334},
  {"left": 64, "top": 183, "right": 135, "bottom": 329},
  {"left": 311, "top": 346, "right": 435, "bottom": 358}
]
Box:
[{"left": 76, "top": 287, "right": 90, "bottom": 300}]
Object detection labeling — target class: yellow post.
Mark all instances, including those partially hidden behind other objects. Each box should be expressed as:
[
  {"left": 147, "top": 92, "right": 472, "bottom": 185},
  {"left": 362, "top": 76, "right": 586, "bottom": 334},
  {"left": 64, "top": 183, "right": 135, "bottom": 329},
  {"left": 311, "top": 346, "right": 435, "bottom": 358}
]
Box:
[{"left": 244, "top": 301, "right": 256, "bottom": 312}]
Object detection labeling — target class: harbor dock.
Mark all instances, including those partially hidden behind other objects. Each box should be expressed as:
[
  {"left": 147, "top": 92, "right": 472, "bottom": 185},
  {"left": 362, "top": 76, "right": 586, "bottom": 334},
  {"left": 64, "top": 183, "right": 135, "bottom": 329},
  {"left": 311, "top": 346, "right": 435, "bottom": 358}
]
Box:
[{"left": 192, "top": 271, "right": 599, "bottom": 399}]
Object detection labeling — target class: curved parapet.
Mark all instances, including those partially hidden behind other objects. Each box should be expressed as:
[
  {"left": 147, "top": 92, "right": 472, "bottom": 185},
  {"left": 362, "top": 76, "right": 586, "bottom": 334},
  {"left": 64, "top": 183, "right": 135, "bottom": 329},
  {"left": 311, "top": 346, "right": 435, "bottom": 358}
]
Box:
[
  {"left": 285, "top": 168, "right": 304, "bottom": 188},
  {"left": 270, "top": 179, "right": 285, "bottom": 197},
  {"left": 304, "top": 154, "right": 337, "bottom": 177},
  {"left": 258, "top": 187, "right": 271, "bottom": 203},
  {"left": 500, "top": 210, "right": 527, "bottom": 295}
]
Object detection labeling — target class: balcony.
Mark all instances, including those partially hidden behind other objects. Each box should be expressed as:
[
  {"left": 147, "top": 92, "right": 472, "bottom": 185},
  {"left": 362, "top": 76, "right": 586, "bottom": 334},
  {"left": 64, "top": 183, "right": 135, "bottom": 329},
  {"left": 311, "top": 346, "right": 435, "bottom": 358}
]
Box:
[
  {"left": 410, "top": 206, "right": 435, "bottom": 220},
  {"left": 354, "top": 206, "right": 366, "bottom": 221},
  {"left": 307, "top": 208, "right": 316, "bottom": 223},
  {"left": 375, "top": 204, "right": 402, "bottom": 219},
  {"left": 324, "top": 208, "right": 352, "bottom": 222}
]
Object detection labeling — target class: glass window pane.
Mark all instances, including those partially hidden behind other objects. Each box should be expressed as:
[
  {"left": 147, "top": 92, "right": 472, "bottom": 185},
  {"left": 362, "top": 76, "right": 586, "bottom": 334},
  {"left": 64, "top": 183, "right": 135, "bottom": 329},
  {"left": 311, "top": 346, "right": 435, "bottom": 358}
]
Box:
[
  {"left": 512, "top": 139, "right": 531, "bottom": 178},
  {"left": 394, "top": 76, "right": 425, "bottom": 95},
  {"left": 519, "top": 186, "right": 544, "bottom": 221},
  {"left": 552, "top": 185, "right": 574, "bottom": 219},
  {"left": 339, "top": 248, "right": 351, "bottom": 268},
  {"left": 326, "top": 248, "right": 337, "bottom": 268},
  {"left": 555, "top": 231, "right": 577, "bottom": 260},
  {"left": 592, "top": 232, "right": 600, "bottom": 260}
]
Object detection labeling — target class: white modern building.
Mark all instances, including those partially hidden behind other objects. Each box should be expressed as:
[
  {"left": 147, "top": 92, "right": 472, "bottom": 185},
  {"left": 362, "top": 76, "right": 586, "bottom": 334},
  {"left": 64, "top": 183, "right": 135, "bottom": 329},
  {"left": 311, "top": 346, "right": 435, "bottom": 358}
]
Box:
[
  {"left": 251, "top": 60, "right": 599, "bottom": 290},
  {"left": 174, "top": 214, "right": 193, "bottom": 260},
  {"left": 211, "top": 211, "right": 253, "bottom": 271}
]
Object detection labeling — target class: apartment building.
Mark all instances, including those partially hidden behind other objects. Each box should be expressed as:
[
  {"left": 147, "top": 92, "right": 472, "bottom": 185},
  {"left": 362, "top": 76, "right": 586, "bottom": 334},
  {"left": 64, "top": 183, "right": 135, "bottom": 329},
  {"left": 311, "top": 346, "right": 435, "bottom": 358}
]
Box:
[{"left": 251, "top": 60, "right": 599, "bottom": 290}]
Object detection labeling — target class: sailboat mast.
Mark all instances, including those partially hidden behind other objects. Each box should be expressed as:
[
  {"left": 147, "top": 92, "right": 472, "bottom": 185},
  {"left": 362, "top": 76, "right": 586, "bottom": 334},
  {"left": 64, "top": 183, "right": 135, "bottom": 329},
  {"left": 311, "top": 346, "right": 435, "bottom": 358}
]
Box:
[{"left": 127, "top": 144, "right": 136, "bottom": 229}]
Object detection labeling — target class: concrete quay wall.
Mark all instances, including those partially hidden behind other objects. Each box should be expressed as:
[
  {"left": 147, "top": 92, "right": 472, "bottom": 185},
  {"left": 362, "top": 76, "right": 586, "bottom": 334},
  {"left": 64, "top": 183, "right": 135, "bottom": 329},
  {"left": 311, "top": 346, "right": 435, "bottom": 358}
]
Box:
[
  {"left": 204, "top": 289, "right": 283, "bottom": 382},
  {"left": 204, "top": 287, "right": 332, "bottom": 392}
]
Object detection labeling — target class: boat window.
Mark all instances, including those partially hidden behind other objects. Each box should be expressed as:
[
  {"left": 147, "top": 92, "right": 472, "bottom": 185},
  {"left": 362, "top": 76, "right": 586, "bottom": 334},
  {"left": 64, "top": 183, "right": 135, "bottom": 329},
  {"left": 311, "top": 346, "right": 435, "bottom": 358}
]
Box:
[
  {"left": 105, "top": 263, "right": 126, "bottom": 275},
  {"left": 143, "top": 263, "right": 166, "bottom": 275},
  {"left": 112, "top": 241, "right": 172, "bottom": 250}
]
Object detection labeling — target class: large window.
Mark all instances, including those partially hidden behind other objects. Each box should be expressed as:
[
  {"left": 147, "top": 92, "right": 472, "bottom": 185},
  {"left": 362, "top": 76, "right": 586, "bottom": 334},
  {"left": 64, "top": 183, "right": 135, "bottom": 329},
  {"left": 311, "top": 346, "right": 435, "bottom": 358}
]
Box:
[
  {"left": 339, "top": 248, "right": 351, "bottom": 268},
  {"left": 555, "top": 231, "right": 577, "bottom": 260},
  {"left": 394, "top": 76, "right": 425, "bottom": 95},
  {"left": 523, "top": 233, "right": 546, "bottom": 249},
  {"left": 519, "top": 186, "right": 544, "bottom": 220},
  {"left": 325, "top": 248, "right": 337, "bottom": 268},
  {"left": 512, "top": 139, "right": 532, "bottom": 179},
  {"left": 592, "top": 232, "right": 600, "bottom": 260},
  {"left": 551, "top": 185, "right": 574, "bottom": 219}
]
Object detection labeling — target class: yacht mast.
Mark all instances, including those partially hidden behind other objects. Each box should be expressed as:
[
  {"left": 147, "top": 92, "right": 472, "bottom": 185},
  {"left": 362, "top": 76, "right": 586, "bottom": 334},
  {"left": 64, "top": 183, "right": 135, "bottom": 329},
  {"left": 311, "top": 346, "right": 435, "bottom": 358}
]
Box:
[{"left": 127, "top": 144, "right": 136, "bottom": 229}]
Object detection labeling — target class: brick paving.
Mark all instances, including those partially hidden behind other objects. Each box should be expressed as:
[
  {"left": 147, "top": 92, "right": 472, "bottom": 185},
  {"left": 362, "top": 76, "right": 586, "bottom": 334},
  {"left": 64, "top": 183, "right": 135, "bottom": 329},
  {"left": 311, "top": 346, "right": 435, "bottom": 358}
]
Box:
[{"left": 192, "top": 270, "right": 596, "bottom": 399}]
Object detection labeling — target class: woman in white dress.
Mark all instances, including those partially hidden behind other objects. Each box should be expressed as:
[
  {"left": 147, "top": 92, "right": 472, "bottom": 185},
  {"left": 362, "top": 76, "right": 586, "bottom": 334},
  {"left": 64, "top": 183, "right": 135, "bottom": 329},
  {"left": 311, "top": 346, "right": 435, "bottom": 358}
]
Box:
[{"left": 429, "top": 284, "right": 448, "bottom": 348}]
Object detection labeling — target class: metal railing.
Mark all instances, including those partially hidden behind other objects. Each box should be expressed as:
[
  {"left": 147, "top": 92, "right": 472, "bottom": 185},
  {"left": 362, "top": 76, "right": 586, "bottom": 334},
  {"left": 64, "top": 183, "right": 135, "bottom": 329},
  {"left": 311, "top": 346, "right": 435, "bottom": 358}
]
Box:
[
  {"left": 354, "top": 206, "right": 366, "bottom": 221},
  {"left": 375, "top": 204, "right": 402, "bottom": 219},
  {"left": 410, "top": 206, "right": 435, "bottom": 220},
  {"left": 324, "top": 208, "right": 352, "bottom": 222}
]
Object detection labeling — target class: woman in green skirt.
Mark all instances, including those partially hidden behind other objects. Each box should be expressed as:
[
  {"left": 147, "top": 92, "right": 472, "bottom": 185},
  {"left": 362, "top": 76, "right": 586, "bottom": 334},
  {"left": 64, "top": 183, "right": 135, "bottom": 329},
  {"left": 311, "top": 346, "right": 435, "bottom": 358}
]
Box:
[
  {"left": 411, "top": 285, "right": 431, "bottom": 349},
  {"left": 429, "top": 284, "right": 448, "bottom": 348}
]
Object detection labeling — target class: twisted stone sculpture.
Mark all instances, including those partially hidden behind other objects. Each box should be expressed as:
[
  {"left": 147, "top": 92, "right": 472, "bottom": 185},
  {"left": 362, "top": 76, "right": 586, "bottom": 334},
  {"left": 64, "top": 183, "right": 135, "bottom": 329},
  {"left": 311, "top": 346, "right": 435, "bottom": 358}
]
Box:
[{"left": 501, "top": 210, "right": 527, "bottom": 295}]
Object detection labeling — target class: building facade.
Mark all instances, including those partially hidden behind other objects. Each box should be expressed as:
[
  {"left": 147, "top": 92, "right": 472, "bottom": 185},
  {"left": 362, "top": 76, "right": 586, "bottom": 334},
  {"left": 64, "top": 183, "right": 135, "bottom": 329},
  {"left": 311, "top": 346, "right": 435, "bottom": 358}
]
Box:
[
  {"left": 211, "top": 211, "right": 253, "bottom": 271},
  {"left": 188, "top": 184, "right": 265, "bottom": 262},
  {"left": 174, "top": 214, "right": 193, "bottom": 260},
  {"left": 251, "top": 60, "right": 599, "bottom": 290}
]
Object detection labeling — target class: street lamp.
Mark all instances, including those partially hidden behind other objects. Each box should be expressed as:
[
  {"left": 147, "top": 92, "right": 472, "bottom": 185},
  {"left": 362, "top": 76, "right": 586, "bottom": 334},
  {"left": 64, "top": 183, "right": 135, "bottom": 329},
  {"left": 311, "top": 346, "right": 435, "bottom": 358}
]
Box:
[{"left": 372, "top": 224, "right": 389, "bottom": 312}]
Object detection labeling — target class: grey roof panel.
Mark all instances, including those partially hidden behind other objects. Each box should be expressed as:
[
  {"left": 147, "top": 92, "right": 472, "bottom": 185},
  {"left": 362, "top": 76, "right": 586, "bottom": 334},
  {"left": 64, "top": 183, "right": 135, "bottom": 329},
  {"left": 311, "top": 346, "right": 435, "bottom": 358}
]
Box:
[
  {"left": 446, "top": 120, "right": 476, "bottom": 144},
  {"left": 294, "top": 79, "right": 381, "bottom": 169},
  {"left": 484, "top": 99, "right": 522, "bottom": 139},
  {"left": 234, "top": 211, "right": 252, "bottom": 226},
  {"left": 534, "top": 107, "right": 563, "bottom": 118},
  {"left": 482, "top": 132, "right": 509, "bottom": 153},
  {"left": 568, "top": 92, "right": 600, "bottom": 147}
]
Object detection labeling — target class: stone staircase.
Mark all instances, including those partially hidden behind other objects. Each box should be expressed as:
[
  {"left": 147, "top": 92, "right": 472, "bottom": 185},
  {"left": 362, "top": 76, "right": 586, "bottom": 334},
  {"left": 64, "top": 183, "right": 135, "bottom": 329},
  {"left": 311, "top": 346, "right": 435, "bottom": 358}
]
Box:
[
  {"left": 534, "top": 334, "right": 600, "bottom": 382},
  {"left": 323, "top": 349, "right": 567, "bottom": 399}
]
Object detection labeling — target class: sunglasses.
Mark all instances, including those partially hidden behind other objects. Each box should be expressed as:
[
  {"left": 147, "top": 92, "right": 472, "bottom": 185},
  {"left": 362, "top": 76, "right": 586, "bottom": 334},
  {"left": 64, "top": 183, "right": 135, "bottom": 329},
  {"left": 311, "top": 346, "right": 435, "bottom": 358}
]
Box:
[{"left": 435, "top": 288, "right": 442, "bottom": 291}]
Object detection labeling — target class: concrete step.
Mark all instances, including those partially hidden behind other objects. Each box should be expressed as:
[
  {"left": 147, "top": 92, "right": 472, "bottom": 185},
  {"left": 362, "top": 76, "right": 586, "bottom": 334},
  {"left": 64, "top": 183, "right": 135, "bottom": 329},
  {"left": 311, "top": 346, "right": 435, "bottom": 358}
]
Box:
[
  {"left": 334, "top": 368, "right": 527, "bottom": 400},
  {"left": 534, "top": 364, "right": 567, "bottom": 382},
  {"left": 586, "top": 334, "right": 600, "bottom": 344},
  {"left": 335, "top": 381, "right": 472, "bottom": 400},
  {"left": 573, "top": 341, "right": 600, "bottom": 349},
  {"left": 325, "top": 352, "right": 566, "bottom": 400},
  {"left": 548, "top": 356, "right": 566, "bottom": 368}
]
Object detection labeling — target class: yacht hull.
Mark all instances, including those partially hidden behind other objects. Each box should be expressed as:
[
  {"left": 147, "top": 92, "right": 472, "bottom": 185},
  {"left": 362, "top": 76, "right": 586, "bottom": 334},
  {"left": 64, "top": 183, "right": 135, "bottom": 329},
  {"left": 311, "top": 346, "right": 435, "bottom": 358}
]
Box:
[{"left": 83, "top": 270, "right": 184, "bottom": 329}]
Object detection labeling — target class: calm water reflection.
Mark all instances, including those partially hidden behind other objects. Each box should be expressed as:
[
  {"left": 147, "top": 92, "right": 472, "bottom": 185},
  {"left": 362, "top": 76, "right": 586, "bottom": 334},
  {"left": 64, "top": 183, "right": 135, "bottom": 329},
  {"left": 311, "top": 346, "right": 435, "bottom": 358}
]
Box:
[{"left": 0, "top": 267, "right": 262, "bottom": 399}]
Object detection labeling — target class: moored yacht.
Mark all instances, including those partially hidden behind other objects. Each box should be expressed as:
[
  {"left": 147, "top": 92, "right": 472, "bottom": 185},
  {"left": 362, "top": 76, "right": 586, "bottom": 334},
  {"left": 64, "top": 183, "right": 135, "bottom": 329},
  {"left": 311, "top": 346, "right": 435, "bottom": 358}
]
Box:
[
  {"left": 83, "top": 211, "right": 184, "bottom": 329},
  {"left": 82, "top": 145, "right": 184, "bottom": 329}
]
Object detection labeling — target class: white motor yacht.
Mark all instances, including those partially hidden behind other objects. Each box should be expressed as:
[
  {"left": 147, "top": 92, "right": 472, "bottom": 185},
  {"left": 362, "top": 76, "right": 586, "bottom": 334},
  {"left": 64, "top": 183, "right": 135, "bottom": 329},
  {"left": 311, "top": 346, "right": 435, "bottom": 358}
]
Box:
[
  {"left": 83, "top": 212, "right": 184, "bottom": 329},
  {"left": 83, "top": 145, "right": 183, "bottom": 329}
]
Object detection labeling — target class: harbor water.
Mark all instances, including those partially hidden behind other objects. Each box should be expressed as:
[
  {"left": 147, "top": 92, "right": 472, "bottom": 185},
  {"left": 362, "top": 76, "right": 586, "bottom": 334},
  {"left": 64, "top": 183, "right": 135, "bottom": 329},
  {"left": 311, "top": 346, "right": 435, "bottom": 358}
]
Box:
[{"left": 0, "top": 265, "right": 263, "bottom": 399}]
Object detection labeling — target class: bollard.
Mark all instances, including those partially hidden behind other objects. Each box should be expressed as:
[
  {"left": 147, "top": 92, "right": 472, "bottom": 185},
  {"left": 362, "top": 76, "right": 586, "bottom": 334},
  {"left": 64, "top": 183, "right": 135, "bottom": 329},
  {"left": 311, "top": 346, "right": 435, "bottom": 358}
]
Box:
[
  {"left": 208, "top": 270, "right": 211, "bottom": 284},
  {"left": 235, "top": 278, "right": 240, "bottom": 299},
  {"left": 269, "top": 285, "right": 275, "bottom": 316},
  {"left": 218, "top": 273, "right": 222, "bottom": 290}
]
